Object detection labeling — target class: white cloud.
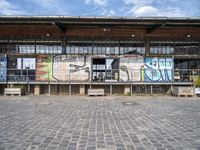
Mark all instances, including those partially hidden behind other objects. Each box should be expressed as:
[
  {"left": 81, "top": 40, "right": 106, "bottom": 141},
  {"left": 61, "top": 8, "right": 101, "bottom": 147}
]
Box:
[
  {"left": 160, "top": 7, "right": 187, "bottom": 17},
  {"left": 32, "top": 0, "right": 57, "bottom": 7},
  {"left": 123, "top": 0, "right": 154, "bottom": 6},
  {"left": 0, "top": 0, "right": 26, "bottom": 15},
  {"left": 100, "top": 9, "right": 116, "bottom": 16},
  {"left": 128, "top": 5, "right": 187, "bottom": 17},
  {"left": 109, "top": 10, "right": 116, "bottom": 15},
  {"left": 84, "top": 0, "right": 107, "bottom": 6},
  {"left": 132, "top": 5, "right": 158, "bottom": 16},
  {"left": 123, "top": 0, "right": 188, "bottom": 17},
  {"left": 84, "top": 0, "right": 90, "bottom": 4},
  {"left": 25, "top": 0, "right": 69, "bottom": 15}
]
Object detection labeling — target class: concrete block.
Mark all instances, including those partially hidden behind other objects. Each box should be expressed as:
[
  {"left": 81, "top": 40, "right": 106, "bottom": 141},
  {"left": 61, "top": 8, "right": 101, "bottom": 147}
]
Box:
[
  {"left": 124, "top": 85, "right": 131, "bottom": 95},
  {"left": 34, "top": 85, "right": 40, "bottom": 95},
  {"left": 80, "top": 85, "right": 85, "bottom": 95}
]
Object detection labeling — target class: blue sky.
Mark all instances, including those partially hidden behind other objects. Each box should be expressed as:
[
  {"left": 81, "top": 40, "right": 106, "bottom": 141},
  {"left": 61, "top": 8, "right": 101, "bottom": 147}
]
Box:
[{"left": 0, "top": 0, "right": 200, "bottom": 17}]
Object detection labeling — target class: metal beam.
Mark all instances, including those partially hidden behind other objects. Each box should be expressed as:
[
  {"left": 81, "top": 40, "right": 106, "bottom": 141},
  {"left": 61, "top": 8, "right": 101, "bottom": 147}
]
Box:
[
  {"left": 52, "top": 22, "right": 66, "bottom": 33},
  {"left": 146, "top": 23, "right": 166, "bottom": 33}
]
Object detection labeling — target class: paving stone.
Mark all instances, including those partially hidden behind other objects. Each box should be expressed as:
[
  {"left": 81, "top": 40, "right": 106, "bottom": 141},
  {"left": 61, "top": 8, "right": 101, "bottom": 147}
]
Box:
[{"left": 0, "top": 96, "right": 200, "bottom": 150}]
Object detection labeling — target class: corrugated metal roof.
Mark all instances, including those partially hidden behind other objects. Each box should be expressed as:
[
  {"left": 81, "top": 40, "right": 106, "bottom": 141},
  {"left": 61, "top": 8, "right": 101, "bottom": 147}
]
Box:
[{"left": 0, "top": 16, "right": 200, "bottom": 20}]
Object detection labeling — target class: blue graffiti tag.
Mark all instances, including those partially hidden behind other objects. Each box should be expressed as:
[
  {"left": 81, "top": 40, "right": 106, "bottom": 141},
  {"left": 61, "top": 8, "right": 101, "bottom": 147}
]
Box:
[{"left": 144, "top": 57, "right": 173, "bottom": 82}]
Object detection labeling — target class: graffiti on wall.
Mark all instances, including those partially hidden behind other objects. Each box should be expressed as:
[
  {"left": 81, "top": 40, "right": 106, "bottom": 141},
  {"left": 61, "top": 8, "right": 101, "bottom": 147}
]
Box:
[
  {"left": 119, "top": 55, "right": 144, "bottom": 81},
  {"left": 36, "top": 56, "right": 52, "bottom": 81},
  {"left": 21, "top": 55, "right": 174, "bottom": 82},
  {"left": 52, "top": 55, "right": 91, "bottom": 81},
  {"left": 0, "top": 55, "right": 7, "bottom": 81},
  {"left": 144, "top": 57, "right": 173, "bottom": 82}
]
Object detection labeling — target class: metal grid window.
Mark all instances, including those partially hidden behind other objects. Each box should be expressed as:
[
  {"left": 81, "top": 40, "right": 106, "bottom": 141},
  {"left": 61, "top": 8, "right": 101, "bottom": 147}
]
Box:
[
  {"left": 120, "top": 41, "right": 145, "bottom": 55},
  {"left": 174, "top": 41, "right": 200, "bottom": 55},
  {"left": 150, "top": 41, "right": 174, "bottom": 55}
]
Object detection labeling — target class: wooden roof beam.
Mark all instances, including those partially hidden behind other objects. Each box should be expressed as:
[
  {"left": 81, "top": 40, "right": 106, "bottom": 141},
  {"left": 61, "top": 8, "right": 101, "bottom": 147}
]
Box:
[
  {"left": 146, "top": 22, "right": 166, "bottom": 34},
  {"left": 52, "top": 22, "right": 66, "bottom": 33}
]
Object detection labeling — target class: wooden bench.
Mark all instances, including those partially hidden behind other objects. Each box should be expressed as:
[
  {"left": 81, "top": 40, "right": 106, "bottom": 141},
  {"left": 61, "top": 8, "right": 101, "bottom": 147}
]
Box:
[
  {"left": 88, "top": 89, "right": 105, "bottom": 96},
  {"left": 4, "top": 88, "right": 22, "bottom": 96}
]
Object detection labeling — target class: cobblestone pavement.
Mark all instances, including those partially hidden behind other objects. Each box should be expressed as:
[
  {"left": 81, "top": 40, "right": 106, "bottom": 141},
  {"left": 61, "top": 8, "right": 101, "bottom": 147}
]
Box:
[{"left": 0, "top": 96, "right": 200, "bottom": 150}]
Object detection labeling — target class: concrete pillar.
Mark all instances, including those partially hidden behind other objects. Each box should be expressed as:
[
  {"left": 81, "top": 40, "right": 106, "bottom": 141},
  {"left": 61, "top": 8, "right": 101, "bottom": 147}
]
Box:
[
  {"left": 110, "top": 85, "right": 112, "bottom": 96},
  {"left": 151, "top": 84, "right": 153, "bottom": 95},
  {"left": 124, "top": 85, "right": 131, "bottom": 95},
  {"left": 171, "top": 84, "right": 173, "bottom": 95},
  {"left": 34, "top": 85, "right": 40, "bottom": 95},
  {"left": 80, "top": 85, "right": 85, "bottom": 95},
  {"left": 28, "top": 84, "right": 30, "bottom": 93},
  {"left": 130, "top": 85, "right": 133, "bottom": 96},
  {"left": 69, "top": 84, "right": 71, "bottom": 96},
  {"left": 48, "top": 84, "right": 51, "bottom": 95}
]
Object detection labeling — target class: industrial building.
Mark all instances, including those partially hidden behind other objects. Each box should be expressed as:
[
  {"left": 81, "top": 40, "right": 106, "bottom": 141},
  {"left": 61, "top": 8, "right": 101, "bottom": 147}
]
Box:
[{"left": 0, "top": 16, "right": 200, "bottom": 95}]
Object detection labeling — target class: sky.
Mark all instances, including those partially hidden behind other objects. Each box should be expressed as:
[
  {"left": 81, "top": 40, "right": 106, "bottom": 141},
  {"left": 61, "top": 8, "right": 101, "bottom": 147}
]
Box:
[{"left": 0, "top": 0, "right": 200, "bottom": 17}]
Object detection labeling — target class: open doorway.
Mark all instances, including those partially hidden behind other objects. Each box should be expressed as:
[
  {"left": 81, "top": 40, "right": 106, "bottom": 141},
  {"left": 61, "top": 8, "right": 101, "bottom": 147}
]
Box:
[{"left": 92, "top": 58, "right": 119, "bottom": 82}]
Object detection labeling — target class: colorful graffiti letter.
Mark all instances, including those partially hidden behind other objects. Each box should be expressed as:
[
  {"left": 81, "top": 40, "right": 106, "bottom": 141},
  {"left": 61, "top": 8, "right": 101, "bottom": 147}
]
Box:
[
  {"left": 52, "top": 55, "right": 91, "bottom": 81},
  {"left": 36, "top": 56, "right": 52, "bottom": 81},
  {"left": 144, "top": 57, "right": 173, "bottom": 82},
  {"left": 120, "top": 55, "right": 144, "bottom": 81}
]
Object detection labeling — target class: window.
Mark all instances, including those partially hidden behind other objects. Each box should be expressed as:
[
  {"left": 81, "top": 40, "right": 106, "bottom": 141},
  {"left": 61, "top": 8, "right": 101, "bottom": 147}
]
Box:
[
  {"left": 120, "top": 41, "right": 145, "bottom": 55},
  {"left": 174, "top": 41, "right": 199, "bottom": 55},
  {"left": 18, "top": 45, "right": 35, "bottom": 54},
  {"left": 150, "top": 41, "right": 174, "bottom": 55},
  {"left": 92, "top": 58, "right": 119, "bottom": 82}
]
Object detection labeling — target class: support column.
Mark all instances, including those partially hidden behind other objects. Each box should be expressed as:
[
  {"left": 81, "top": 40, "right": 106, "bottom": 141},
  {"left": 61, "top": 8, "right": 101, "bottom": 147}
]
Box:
[
  {"left": 171, "top": 84, "right": 173, "bottom": 95},
  {"left": 28, "top": 84, "right": 30, "bottom": 94},
  {"left": 110, "top": 85, "right": 112, "bottom": 96},
  {"left": 34, "top": 85, "right": 40, "bottom": 95},
  {"left": 130, "top": 85, "right": 133, "bottom": 96},
  {"left": 124, "top": 85, "right": 131, "bottom": 95},
  {"left": 80, "top": 85, "right": 85, "bottom": 95},
  {"left": 48, "top": 84, "right": 51, "bottom": 95},
  {"left": 69, "top": 84, "right": 71, "bottom": 96}
]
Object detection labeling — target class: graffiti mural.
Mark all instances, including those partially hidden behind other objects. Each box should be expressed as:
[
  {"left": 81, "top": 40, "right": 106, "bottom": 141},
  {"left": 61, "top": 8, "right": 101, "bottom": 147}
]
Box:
[
  {"left": 0, "top": 55, "right": 7, "bottom": 81},
  {"left": 120, "top": 55, "right": 144, "bottom": 81},
  {"left": 36, "top": 56, "right": 52, "bottom": 81},
  {"left": 144, "top": 57, "right": 173, "bottom": 82},
  {"left": 52, "top": 55, "right": 91, "bottom": 81}
]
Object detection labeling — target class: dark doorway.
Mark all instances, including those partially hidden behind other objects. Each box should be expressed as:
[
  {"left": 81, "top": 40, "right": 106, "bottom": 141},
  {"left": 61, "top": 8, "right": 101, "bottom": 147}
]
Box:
[{"left": 92, "top": 58, "right": 119, "bottom": 82}]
